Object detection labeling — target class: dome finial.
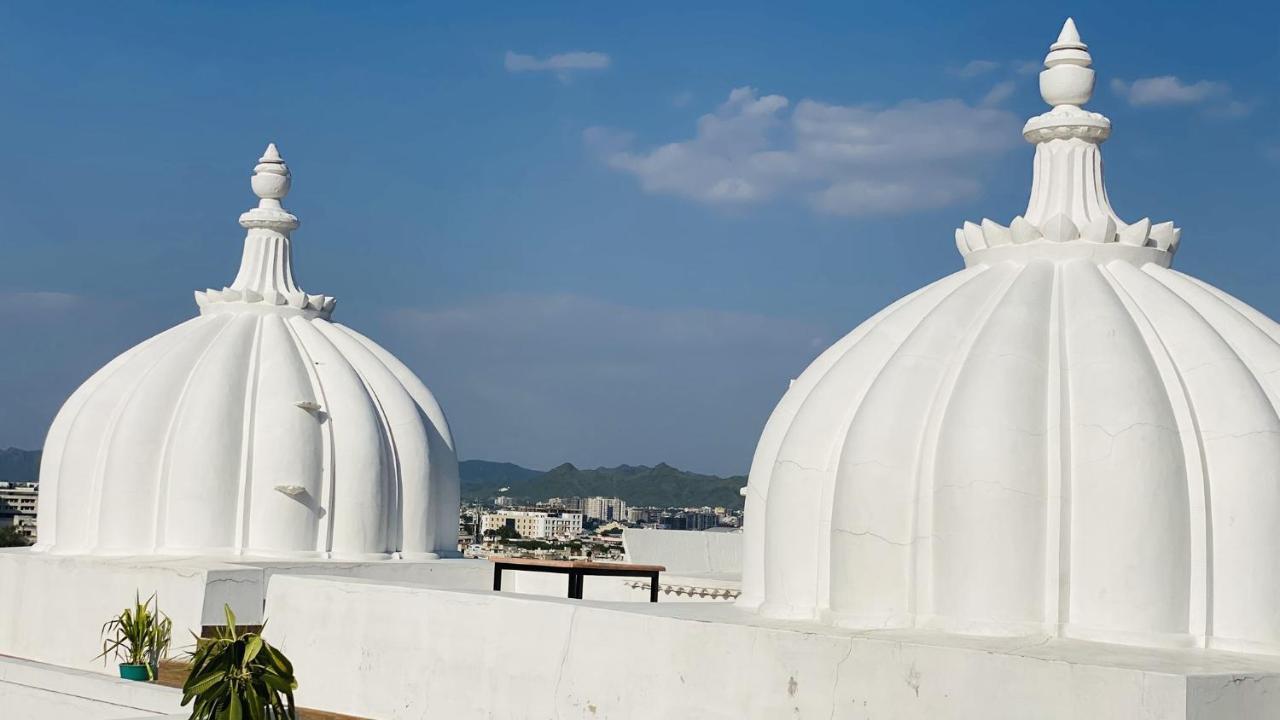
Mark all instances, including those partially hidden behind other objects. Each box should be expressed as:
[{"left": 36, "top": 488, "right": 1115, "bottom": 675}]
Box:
[
  {"left": 198, "top": 142, "right": 333, "bottom": 319},
  {"left": 1056, "top": 17, "right": 1081, "bottom": 47},
  {"left": 251, "top": 142, "right": 291, "bottom": 207},
  {"left": 952, "top": 19, "right": 1180, "bottom": 264},
  {"left": 239, "top": 142, "right": 299, "bottom": 232},
  {"left": 1040, "top": 17, "right": 1094, "bottom": 108}
]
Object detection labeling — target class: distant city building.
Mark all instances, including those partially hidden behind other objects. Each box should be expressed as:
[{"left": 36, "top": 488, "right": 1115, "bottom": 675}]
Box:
[
  {"left": 626, "top": 507, "right": 656, "bottom": 525},
  {"left": 583, "top": 497, "right": 627, "bottom": 522},
  {"left": 661, "top": 511, "right": 719, "bottom": 532},
  {"left": 544, "top": 497, "right": 584, "bottom": 512},
  {"left": 481, "top": 510, "right": 583, "bottom": 540},
  {"left": 0, "top": 482, "right": 38, "bottom": 541},
  {"left": 494, "top": 495, "right": 515, "bottom": 508}
]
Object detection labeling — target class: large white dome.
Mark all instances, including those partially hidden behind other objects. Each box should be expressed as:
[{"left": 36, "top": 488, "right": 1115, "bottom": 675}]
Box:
[
  {"left": 739, "top": 20, "right": 1280, "bottom": 655},
  {"left": 35, "top": 145, "right": 460, "bottom": 560}
]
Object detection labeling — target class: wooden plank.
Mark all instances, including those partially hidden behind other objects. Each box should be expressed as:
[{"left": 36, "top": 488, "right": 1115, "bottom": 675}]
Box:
[
  {"left": 489, "top": 557, "right": 666, "bottom": 572},
  {"left": 155, "top": 658, "right": 368, "bottom": 720}
]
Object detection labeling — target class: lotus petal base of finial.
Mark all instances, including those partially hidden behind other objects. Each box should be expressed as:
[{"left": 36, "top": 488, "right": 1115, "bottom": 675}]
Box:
[
  {"left": 955, "top": 214, "right": 1180, "bottom": 267},
  {"left": 239, "top": 207, "right": 300, "bottom": 233},
  {"left": 1023, "top": 107, "right": 1110, "bottom": 142},
  {"left": 195, "top": 287, "right": 336, "bottom": 319}
]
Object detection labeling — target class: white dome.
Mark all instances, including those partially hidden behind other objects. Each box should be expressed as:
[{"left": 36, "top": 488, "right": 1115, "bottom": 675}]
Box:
[
  {"left": 36, "top": 145, "right": 460, "bottom": 560},
  {"left": 740, "top": 20, "right": 1280, "bottom": 655}
]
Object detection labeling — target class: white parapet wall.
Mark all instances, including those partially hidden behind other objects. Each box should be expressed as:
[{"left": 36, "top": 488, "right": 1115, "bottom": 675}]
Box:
[
  {"left": 623, "top": 528, "right": 741, "bottom": 577},
  {"left": 0, "top": 550, "right": 261, "bottom": 672},
  {"left": 0, "top": 549, "right": 492, "bottom": 673},
  {"left": 262, "top": 573, "right": 1280, "bottom": 720}
]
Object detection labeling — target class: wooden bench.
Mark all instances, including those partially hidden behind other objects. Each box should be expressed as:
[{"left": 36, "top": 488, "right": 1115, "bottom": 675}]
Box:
[{"left": 489, "top": 557, "right": 666, "bottom": 602}]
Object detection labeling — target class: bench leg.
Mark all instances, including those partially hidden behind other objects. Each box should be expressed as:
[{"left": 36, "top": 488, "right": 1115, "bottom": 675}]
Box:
[
  {"left": 493, "top": 566, "right": 503, "bottom": 592},
  {"left": 570, "top": 571, "right": 585, "bottom": 600},
  {"left": 649, "top": 572, "right": 659, "bottom": 603}
]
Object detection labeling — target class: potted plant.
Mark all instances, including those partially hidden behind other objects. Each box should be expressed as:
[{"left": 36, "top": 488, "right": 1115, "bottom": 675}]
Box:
[
  {"left": 182, "top": 604, "right": 298, "bottom": 720},
  {"left": 97, "top": 592, "right": 172, "bottom": 681}
]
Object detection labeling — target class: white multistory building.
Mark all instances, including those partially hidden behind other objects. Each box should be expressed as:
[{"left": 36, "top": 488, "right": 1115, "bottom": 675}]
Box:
[
  {"left": 481, "top": 510, "right": 584, "bottom": 539},
  {"left": 0, "top": 483, "right": 38, "bottom": 540},
  {"left": 583, "top": 496, "right": 627, "bottom": 522}
]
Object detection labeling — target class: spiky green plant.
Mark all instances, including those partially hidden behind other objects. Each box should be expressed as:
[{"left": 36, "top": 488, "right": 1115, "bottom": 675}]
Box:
[
  {"left": 182, "top": 604, "right": 297, "bottom": 720},
  {"left": 97, "top": 592, "right": 173, "bottom": 680}
]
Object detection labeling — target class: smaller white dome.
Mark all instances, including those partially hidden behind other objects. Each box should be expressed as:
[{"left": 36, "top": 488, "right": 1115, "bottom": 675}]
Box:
[{"left": 36, "top": 145, "right": 460, "bottom": 560}]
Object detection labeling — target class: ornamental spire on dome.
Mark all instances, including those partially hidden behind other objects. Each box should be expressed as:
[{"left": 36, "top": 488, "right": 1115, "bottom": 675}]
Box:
[
  {"left": 194, "top": 143, "right": 335, "bottom": 318},
  {"left": 953, "top": 19, "right": 1180, "bottom": 265}
]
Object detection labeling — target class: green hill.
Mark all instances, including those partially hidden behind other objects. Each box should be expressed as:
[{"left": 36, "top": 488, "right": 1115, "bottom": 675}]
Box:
[
  {"left": 3, "top": 451, "right": 746, "bottom": 510},
  {"left": 458, "top": 459, "right": 543, "bottom": 496},
  {"left": 0, "top": 448, "right": 41, "bottom": 482},
  {"left": 460, "top": 459, "right": 746, "bottom": 510}
]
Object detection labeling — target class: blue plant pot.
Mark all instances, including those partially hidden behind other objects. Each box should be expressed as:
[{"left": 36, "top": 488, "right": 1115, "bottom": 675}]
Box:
[{"left": 118, "top": 663, "right": 152, "bottom": 681}]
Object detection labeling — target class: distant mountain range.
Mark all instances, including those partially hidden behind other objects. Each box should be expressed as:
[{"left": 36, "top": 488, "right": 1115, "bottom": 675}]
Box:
[
  {"left": 0, "top": 449, "right": 746, "bottom": 509},
  {"left": 460, "top": 460, "right": 746, "bottom": 510},
  {"left": 0, "top": 448, "right": 40, "bottom": 482}
]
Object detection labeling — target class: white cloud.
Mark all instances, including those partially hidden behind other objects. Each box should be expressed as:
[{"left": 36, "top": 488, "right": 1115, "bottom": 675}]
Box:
[
  {"left": 1015, "top": 60, "right": 1043, "bottom": 76},
  {"left": 588, "top": 87, "right": 1020, "bottom": 217},
  {"left": 981, "top": 80, "right": 1017, "bottom": 107},
  {"left": 812, "top": 177, "right": 980, "bottom": 217},
  {"left": 504, "top": 50, "right": 610, "bottom": 81},
  {"left": 380, "top": 294, "right": 827, "bottom": 475},
  {"left": 1110, "top": 76, "right": 1227, "bottom": 106},
  {"left": 950, "top": 60, "right": 1000, "bottom": 78}
]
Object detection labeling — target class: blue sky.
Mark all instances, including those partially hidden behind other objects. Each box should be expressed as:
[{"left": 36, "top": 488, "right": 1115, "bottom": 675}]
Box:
[{"left": 0, "top": 1, "right": 1276, "bottom": 475}]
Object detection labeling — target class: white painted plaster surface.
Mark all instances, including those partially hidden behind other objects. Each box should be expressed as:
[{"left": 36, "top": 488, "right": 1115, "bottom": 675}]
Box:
[
  {"left": 0, "top": 550, "right": 491, "bottom": 674},
  {"left": 623, "top": 528, "right": 741, "bottom": 577},
  {"left": 34, "top": 145, "right": 459, "bottom": 560},
  {"left": 740, "top": 19, "right": 1280, "bottom": 655},
  {"left": 0, "top": 655, "right": 183, "bottom": 719},
  {"left": 262, "top": 574, "right": 1280, "bottom": 720}
]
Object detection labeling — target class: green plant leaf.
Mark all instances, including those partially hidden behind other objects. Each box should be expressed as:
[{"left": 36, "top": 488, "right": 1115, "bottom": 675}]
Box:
[
  {"left": 184, "top": 669, "right": 228, "bottom": 696},
  {"left": 243, "top": 635, "right": 263, "bottom": 665}
]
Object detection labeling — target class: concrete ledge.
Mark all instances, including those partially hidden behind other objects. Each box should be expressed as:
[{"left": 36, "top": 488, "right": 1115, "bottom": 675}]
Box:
[
  {"left": 0, "top": 654, "right": 183, "bottom": 719},
  {"left": 263, "top": 574, "right": 1280, "bottom": 720}
]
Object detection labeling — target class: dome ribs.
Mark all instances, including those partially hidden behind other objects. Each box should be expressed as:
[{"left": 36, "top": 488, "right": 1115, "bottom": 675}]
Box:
[
  {"left": 741, "top": 274, "right": 972, "bottom": 610},
  {"left": 243, "top": 315, "right": 326, "bottom": 556},
  {"left": 315, "top": 321, "right": 407, "bottom": 557},
  {"left": 1059, "top": 261, "right": 1190, "bottom": 643},
  {"left": 1110, "top": 261, "right": 1280, "bottom": 650},
  {"left": 352, "top": 330, "right": 459, "bottom": 555},
  {"left": 333, "top": 323, "right": 459, "bottom": 558},
  {"left": 1137, "top": 266, "right": 1280, "bottom": 651},
  {"left": 928, "top": 260, "right": 1055, "bottom": 630},
  {"left": 91, "top": 317, "right": 233, "bottom": 554},
  {"left": 36, "top": 319, "right": 197, "bottom": 550},
  {"left": 826, "top": 263, "right": 1017, "bottom": 626},
  {"left": 158, "top": 314, "right": 259, "bottom": 553},
  {"left": 1098, "top": 263, "right": 1208, "bottom": 642},
  {"left": 753, "top": 267, "right": 989, "bottom": 619},
  {"left": 1044, "top": 261, "right": 1069, "bottom": 629},
  {"left": 148, "top": 317, "right": 240, "bottom": 554},
  {"left": 289, "top": 317, "right": 392, "bottom": 560},
  {"left": 232, "top": 315, "right": 267, "bottom": 554},
  {"left": 282, "top": 315, "right": 337, "bottom": 556}
]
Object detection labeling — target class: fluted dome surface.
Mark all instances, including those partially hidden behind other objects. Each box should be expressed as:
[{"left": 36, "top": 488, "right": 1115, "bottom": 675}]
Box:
[
  {"left": 36, "top": 145, "right": 459, "bottom": 560},
  {"left": 739, "top": 20, "right": 1280, "bottom": 655}
]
